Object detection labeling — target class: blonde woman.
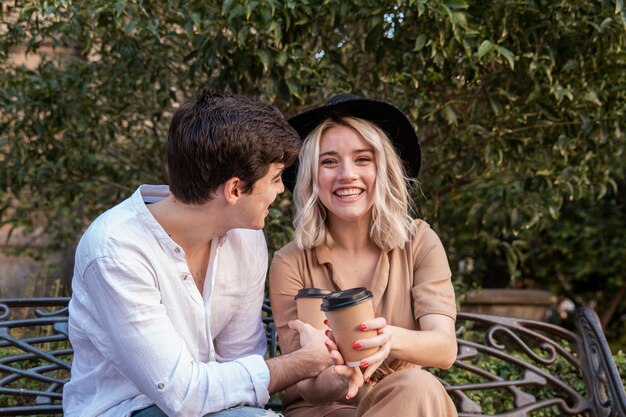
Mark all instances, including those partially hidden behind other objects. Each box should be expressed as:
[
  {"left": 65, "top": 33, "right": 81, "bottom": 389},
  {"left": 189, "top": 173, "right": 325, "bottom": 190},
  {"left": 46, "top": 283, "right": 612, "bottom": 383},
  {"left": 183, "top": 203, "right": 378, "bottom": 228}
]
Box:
[{"left": 269, "top": 94, "right": 458, "bottom": 417}]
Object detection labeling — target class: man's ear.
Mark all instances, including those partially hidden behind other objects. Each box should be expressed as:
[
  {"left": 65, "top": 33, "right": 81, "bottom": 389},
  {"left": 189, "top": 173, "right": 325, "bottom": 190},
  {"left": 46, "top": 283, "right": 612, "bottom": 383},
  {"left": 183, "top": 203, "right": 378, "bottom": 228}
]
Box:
[{"left": 223, "top": 177, "right": 242, "bottom": 204}]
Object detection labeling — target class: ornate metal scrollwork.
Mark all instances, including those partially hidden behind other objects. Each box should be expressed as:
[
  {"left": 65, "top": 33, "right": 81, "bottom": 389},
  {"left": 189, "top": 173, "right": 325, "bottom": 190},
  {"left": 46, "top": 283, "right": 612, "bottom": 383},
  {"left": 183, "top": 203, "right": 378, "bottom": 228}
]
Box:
[
  {"left": 439, "top": 310, "right": 612, "bottom": 416},
  {"left": 0, "top": 298, "right": 71, "bottom": 415},
  {"left": 575, "top": 308, "right": 626, "bottom": 417}
]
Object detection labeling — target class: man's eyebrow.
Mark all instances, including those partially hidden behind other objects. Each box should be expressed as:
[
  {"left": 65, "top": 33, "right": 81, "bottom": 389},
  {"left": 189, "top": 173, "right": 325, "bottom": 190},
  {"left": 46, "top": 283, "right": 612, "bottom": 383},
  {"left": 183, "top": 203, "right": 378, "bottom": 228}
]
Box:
[{"left": 273, "top": 169, "right": 284, "bottom": 180}]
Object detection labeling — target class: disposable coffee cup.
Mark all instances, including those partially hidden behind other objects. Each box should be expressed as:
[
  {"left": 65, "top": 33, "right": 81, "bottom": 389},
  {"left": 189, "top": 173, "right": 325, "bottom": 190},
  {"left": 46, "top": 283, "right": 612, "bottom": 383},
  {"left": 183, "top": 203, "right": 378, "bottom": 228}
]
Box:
[
  {"left": 295, "top": 288, "right": 332, "bottom": 330},
  {"left": 321, "top": 287, "right": 378, "bottom": 367}
]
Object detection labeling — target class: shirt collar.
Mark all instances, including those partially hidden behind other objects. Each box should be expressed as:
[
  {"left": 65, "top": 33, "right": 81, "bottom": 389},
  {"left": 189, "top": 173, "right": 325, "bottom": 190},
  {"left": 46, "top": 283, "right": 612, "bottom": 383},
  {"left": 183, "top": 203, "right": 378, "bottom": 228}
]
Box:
[{"left": 314, "top": 245, "right": 332, "bottom": 265}]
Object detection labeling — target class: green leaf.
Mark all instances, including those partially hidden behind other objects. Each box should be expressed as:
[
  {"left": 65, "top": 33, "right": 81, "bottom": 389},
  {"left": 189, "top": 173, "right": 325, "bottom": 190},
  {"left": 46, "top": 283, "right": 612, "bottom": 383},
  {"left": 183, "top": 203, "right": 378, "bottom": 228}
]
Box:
[
  {"left": 583, "top": 90, "right": 602, "bottom": 106},
  {"left": 417, "top": 0, "right": 426, "bottom": 16},
  {"left": 489, "top": 97, "right": 502, "bottom": 116},
  {"left": 600, "top": 17, "right": 613, "bottom": 32},
  {"left": 414, "top": 34, "right": 427, "bottom": 51},
  {"left": 237, "top": 26, "right": 249, "bottom": 45},
  {"left": 124, "top": 20, "right": 137, "bottom": 34},
  {"left": 276, "top": 51, "right": 288, "bottom": 66},
  {"left": 442, "top": 104, "right": 458, "bottom": 126},
  {"left": 445, "top": 0, "right": 469, "bottom": 10},
  {"left": 495, "top": 45, "right": 515, "bottom": 69},
  {"left": 548, "top": 205, "right": 560, "bottom": 220},
  {"left": 256, "top": 49, "right": 270, "bottom": 71},
  {"left": 477, "top": 40, "right": 494, "bottom": 58},
  {"left": 222, "top": 0, "right": 236, "bottom": 16}
]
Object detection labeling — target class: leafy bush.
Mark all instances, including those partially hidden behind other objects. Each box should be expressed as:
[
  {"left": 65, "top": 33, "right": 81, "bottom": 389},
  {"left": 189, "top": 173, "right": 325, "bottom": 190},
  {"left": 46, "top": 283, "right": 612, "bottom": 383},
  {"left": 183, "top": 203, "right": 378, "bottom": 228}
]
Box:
[{"left": 1, "top": 1, "right": 625, "bottom": 345}]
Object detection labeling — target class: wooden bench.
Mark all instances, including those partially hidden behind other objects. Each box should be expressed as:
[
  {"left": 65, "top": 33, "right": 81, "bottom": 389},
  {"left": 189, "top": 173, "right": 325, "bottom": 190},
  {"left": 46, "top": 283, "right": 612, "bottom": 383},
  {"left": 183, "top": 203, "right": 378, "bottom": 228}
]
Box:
[{"left": 1, "top": 297, "right": 624, "bottom": 416}]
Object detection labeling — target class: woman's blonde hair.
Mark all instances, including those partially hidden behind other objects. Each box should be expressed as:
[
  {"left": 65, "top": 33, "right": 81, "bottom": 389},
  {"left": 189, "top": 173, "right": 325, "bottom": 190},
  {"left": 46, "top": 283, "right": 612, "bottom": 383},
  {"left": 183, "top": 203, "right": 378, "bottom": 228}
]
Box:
[{"left": 293, "top": 117, "right": 415, "bottom": 251}]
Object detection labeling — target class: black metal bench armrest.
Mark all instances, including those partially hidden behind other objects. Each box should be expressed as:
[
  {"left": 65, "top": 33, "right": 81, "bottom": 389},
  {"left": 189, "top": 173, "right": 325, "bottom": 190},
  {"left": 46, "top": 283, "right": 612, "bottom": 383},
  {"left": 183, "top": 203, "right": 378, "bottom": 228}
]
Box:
[
  {"left": 575, "top": 307, "right": 626, "bottom": 416},
  {"left": 440, "top": 309, "right": 626, "bottom": 416}
]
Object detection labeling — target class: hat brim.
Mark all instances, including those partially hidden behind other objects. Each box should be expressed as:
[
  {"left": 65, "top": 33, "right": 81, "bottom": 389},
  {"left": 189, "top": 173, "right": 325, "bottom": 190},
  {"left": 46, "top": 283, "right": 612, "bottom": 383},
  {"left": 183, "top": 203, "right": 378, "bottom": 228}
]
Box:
[{"left": 283, "top": 96, "right": 420, "bottom": 192}]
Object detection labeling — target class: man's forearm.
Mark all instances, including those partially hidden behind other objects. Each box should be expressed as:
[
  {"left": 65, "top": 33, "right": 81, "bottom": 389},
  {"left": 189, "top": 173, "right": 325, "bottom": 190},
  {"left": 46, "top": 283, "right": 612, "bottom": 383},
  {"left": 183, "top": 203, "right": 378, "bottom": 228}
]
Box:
[{"left": 266, "top": 345, "right": 331, "bottom": 394}]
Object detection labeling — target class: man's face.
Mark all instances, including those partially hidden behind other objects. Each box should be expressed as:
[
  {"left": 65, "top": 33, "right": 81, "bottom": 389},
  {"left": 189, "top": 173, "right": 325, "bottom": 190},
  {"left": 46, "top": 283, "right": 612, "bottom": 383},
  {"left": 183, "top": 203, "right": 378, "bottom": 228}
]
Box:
[{"left": 236, "top": 163, "right": 285, "bottom": 230}]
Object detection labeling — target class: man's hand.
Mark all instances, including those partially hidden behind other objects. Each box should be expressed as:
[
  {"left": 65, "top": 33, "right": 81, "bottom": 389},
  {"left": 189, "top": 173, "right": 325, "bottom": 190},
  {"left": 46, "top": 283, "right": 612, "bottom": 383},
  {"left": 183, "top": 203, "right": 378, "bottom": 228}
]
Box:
[
  {"left": 288, "top": 319, "right": 326, "bottom": 350},
  {"left": 266, "top": 320, "right": 332, "bottom": 394}
]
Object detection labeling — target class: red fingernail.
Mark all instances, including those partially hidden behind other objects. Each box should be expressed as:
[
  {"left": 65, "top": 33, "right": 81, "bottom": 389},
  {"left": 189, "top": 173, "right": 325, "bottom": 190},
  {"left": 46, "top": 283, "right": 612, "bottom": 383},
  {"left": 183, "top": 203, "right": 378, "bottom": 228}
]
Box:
[
  {"left": 360, "top": 360, "right": 368, "bottom": 368},
  {"left": 325, "top": 329, "right": 331, "bottom": 336},
  {"left": 358, "top": 323, "right": 367, "bottom": 331},
  {"left": 365, "top": 376, "right": 370, "bottom": 382},
  {"left": 352, "top": 342, "right": 362, "bottom": 350},
  {"left": 324, "top": 319, "right": 328, "bottom": 325},
  {"left": 325, "top": 339, "right": 331, "bottom": 346}
]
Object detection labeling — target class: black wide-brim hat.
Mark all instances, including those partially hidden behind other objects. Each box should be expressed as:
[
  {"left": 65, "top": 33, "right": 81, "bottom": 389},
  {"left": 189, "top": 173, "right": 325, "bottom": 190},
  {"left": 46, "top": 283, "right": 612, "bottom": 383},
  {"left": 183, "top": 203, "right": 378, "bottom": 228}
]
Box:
[{"left": 283, "top": 93, "right": 421, "bottom": 192}]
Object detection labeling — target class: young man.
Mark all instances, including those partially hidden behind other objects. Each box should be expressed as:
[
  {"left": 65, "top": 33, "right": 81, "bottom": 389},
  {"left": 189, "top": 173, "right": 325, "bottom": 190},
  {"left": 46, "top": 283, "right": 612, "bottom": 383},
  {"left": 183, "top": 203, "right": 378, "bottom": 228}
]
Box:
[{"left": 63, "top": 90, "right": 331, "bottom": 417}]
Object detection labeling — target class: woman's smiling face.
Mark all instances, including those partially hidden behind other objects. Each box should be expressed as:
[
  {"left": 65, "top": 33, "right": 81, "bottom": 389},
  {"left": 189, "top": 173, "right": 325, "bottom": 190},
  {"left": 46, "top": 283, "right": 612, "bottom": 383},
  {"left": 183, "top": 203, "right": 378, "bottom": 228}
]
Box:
[{"left": 317, "top": 124, "right": 377, "bottom": 225}]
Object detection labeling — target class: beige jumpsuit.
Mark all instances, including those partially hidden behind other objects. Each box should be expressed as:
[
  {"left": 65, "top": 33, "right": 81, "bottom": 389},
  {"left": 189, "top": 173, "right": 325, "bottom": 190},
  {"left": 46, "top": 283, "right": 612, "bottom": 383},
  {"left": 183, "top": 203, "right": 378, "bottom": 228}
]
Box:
[{"left": 269, "top": 220, "right": 458, "bottom": 417}]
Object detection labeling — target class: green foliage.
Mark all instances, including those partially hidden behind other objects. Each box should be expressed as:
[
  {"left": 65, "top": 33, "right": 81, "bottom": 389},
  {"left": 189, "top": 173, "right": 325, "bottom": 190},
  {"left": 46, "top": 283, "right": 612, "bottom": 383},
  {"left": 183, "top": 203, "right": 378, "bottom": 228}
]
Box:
[
  {"left": 525, "top": 184, "right": 626, "bottom": 346},
  {"left": 1, "top": 1, "right": 625, "bottom": 341},
  {"left": 616, "top": 350, "right": 626, "bottom": 388}
]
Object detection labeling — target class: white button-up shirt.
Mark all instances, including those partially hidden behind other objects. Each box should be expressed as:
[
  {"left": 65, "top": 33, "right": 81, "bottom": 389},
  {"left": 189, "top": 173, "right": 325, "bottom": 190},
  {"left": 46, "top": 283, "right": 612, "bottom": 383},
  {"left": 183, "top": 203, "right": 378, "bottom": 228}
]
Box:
[{"left": 63, "top": 185, "right": 270, "bottom": 417}]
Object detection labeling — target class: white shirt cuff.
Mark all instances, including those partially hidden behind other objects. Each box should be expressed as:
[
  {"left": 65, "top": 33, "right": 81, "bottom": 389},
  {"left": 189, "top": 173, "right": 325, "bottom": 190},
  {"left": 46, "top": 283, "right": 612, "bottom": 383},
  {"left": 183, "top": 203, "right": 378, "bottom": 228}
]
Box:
[{"left": 235, "top": 355, "right": 270, "bottom": 406}]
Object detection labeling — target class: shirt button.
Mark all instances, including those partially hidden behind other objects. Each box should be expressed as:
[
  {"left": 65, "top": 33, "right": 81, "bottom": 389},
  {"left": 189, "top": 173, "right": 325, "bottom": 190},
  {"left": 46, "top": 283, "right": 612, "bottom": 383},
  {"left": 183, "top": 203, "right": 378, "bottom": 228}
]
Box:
[
  {"left": 180, "top": 273, "right": 188, "bottom": 280},
  {"left": 157, "top": 382, "right": 165, "bottom": 389},
  {"left": 174, "top": 248, "right": 181, "bottom": 254}
]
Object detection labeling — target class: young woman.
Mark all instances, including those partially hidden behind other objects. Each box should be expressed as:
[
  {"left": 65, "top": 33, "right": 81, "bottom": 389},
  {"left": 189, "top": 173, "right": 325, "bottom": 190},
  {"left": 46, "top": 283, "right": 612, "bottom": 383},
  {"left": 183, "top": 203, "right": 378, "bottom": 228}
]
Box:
[{"left": 269, "top": 94, "right": 458, "bottom": 416}]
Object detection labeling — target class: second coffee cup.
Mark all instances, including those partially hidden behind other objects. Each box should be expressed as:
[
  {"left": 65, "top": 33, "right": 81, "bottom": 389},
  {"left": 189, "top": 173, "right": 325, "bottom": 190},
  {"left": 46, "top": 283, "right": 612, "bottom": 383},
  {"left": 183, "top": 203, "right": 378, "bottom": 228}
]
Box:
[
  {"left": 295, "top": 288, "right": 332, "bottom": 330},
  {"left": 321, "top": 287, "right": 378, "bottom": 367}
]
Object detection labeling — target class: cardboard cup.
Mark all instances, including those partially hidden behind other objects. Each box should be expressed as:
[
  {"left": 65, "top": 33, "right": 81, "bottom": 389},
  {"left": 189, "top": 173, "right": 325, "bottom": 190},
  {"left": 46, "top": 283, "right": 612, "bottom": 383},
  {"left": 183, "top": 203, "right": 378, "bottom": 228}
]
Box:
[
  {"left": 295, "top": 288, "right": 332, "bottom": 330},
  {"left": 322, "top": 288, "right": 378, "bottom": 367}
]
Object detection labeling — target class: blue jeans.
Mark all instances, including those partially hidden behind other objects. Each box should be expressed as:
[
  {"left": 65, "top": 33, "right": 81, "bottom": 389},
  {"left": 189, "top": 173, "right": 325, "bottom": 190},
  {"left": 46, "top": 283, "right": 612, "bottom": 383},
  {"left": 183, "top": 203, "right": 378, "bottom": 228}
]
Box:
[{"left": 131, "top": 405, "right": 282, "bottom": 417}]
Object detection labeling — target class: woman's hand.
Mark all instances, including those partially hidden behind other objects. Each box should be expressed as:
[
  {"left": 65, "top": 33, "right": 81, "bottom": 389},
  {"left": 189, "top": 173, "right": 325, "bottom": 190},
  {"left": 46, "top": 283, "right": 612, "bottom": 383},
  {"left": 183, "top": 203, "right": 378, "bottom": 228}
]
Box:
[
  {"left": 319, "top": 316, "right": 392, "bottom": 400},
  {"left": 351, "top": 317, "right": 392, "bottom": 381},
  {"left": 325, "top": 337, "right": 364, "bottom": 400}
]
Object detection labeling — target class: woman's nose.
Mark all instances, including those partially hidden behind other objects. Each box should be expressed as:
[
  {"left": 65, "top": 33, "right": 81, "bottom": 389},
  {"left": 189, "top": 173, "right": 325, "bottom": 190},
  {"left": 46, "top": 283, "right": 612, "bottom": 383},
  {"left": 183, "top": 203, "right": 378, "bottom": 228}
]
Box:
[{"left": 338, "top": 162, "right": 357, "bottom": 181}]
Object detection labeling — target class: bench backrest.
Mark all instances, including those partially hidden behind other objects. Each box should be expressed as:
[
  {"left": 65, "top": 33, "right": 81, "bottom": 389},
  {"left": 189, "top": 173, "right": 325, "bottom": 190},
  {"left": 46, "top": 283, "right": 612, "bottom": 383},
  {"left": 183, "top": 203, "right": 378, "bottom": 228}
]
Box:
[{"left": 1, "top": 298, "right": 624, "bottom": 416}]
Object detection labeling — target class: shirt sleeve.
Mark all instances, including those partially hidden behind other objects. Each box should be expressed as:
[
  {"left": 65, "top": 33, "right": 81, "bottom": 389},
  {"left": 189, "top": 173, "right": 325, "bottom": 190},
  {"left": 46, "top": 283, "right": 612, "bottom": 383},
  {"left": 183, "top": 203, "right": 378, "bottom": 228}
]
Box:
[
  {"left": 212, "top": 231, "right": 270, "bottom": 405},
  {"left": 77, "top": 255, "right": 268, "bottom": 415},
  {"left": 410, "top": 224, "right": 457, "bottom": 321}
]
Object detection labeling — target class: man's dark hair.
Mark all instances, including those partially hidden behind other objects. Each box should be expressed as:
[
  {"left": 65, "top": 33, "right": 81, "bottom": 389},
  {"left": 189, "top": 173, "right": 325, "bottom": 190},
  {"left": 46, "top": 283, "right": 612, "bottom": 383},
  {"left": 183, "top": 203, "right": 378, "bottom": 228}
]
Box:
[{"left": 167, "top": 90, "right": 301, "bottom": 204}]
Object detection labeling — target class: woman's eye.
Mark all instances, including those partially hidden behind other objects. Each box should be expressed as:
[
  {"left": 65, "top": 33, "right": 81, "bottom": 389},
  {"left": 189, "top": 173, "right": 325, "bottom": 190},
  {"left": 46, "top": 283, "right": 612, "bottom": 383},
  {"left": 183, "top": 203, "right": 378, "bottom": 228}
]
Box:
[
  {"left": 356, "top": 156, "right": 372, "bottom": 163},
  {"left": 321, "top": 159, "right": 337, "bottom": 166}
]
